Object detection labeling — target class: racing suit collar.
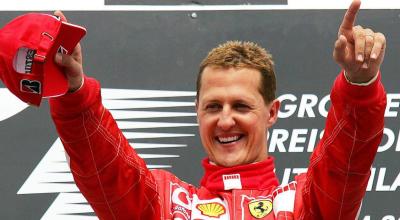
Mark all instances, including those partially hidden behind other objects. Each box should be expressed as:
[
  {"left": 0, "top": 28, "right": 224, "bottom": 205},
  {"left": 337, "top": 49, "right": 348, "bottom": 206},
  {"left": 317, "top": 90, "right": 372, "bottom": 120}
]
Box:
[{"left": 200, "top": 157, "right": 279, "bottom": 192}]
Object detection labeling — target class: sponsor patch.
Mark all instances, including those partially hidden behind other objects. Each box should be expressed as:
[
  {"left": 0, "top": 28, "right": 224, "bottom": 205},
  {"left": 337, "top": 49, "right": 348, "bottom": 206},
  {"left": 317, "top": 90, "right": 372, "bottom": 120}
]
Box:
[
  {"left": 20, "top": 79, "right": 41, "bottom": 94},
  {"left": 196, "top": 202, "right": 226, "bottom": 218},
  {"left": 272, "top": 182, "right": 296, "bottom": 216},
  {"left": 248, "top": 199, "right": 273, "bottom": 219},
  {"left": 222, "top": 174, "right": 242, "bottom": 190},
  {"left": 171, "top": 183, "right": 192, "bottom": 220}
]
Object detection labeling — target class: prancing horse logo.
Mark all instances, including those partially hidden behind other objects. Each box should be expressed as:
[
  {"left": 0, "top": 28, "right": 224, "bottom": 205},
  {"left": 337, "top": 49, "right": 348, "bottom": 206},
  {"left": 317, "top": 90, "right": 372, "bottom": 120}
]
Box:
[{"left": 248, "top": 199, "right": 273, "bottom": 219}]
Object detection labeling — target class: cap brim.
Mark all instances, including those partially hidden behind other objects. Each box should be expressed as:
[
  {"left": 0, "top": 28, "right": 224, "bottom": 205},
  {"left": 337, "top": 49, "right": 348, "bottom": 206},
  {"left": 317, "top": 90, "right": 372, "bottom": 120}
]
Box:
[{"left": 42, "top": 21, "right": 86, "bottom": 98}]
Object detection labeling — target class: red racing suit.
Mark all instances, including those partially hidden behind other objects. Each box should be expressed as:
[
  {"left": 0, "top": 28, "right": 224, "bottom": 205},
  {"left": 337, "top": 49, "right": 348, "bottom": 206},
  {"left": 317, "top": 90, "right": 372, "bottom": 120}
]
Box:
[{"left": 50, "top": 71, "right": 386, "bottom": 220}]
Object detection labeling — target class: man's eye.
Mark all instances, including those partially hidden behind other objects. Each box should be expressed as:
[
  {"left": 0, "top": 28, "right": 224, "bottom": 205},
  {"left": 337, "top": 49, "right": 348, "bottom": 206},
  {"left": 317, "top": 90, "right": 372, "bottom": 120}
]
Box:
[
  {"left": 234, "top": 103, "right": 250, "bottom": 111},
  {"left": 205, "top": 103, "right": 221, "bottom": 111}
]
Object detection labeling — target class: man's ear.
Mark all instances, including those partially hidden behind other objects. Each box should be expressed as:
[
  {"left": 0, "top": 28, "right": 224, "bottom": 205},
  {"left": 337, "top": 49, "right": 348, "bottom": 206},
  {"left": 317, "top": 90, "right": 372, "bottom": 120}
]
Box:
[{"left": 266, "top": 99, "right": 280, "bottom": 127}]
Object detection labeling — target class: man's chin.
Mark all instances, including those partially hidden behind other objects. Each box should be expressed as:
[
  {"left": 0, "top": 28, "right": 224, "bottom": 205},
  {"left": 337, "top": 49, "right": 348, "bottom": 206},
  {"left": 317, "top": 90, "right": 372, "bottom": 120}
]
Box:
[{"left": 213, "top": 156, "right": 243, "bottom": 167}]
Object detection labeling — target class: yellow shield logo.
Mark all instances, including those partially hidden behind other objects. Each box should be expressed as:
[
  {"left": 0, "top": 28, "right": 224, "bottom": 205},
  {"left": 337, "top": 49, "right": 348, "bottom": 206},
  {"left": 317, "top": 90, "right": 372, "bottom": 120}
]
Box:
[
  {"left": 196, "top": 202, "right": 226, "bottom": 218},
  {"left": 248, "top": 199, "right": 273, "bottom": 219}
]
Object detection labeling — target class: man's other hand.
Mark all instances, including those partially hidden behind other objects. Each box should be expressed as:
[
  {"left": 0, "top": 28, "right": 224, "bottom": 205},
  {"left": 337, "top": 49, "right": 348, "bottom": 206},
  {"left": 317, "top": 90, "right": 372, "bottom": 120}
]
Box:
[{"left": 333, "top": 0, "right": 386, "bottom": 83}]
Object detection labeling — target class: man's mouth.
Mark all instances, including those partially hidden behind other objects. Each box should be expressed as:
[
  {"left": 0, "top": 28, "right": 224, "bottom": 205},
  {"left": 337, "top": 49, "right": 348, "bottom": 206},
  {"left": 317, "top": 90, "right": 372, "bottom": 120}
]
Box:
[{"left": 216, "top": 135, "right": 244, "bottom": 144}]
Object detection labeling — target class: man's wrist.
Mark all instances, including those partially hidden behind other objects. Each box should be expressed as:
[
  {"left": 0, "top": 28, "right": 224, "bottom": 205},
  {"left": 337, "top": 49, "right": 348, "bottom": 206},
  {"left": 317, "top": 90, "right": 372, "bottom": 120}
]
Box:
[
  {"left": 343, "top": 70, "right": 379, "bottom": 86},
  {"left": 67, "top": 76, "right": 85, "bottom": 93}
]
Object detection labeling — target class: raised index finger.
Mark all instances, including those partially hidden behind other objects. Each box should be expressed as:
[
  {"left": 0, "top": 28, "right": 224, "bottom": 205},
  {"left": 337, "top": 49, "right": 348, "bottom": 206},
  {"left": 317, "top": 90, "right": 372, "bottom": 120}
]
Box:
[{"left": 338, "top": 0, "right": 361, "bottom": 35}]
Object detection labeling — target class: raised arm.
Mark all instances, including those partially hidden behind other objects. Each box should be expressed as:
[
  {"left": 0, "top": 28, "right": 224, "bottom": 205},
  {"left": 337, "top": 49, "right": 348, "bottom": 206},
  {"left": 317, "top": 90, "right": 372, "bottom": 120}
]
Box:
[
  {"left": 298, "top": 1, "right": 387, "bottom": 219},
  {"left": 50, "top": 11, "right": 162, "bottom": 220}
]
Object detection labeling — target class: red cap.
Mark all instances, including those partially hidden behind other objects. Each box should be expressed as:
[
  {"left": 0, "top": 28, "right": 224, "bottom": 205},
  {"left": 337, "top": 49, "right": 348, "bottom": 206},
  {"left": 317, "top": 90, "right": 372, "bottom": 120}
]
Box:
[{"left": 0, "top": 13, "right": 86, "bottom": 106}]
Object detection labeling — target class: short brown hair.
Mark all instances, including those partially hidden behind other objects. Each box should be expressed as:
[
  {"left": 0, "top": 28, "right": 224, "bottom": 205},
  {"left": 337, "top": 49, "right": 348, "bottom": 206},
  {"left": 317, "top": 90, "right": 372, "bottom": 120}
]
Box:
[{"left": 197, "top": 41, "right": 276, "bottom": 104}]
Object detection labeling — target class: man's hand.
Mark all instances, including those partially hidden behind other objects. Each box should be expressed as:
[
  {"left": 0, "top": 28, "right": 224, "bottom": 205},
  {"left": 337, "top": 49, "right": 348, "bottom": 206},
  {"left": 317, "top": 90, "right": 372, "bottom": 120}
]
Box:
[
  {"left": 333, "top": 0, "right": 386, "bottom": 83},
  {"left": 53, "top": 10, "right": 84, "bottom": 92}
]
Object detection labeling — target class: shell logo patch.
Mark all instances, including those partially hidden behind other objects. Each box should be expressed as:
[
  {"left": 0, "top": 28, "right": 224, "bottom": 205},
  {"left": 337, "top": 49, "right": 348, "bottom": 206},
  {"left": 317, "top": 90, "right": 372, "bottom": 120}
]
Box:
[
  {"left": 196, "top": 202, "right": 226, "bottom": 218},
  {"left": 248, "top": 199, "right": 273, "bottom": 219}
]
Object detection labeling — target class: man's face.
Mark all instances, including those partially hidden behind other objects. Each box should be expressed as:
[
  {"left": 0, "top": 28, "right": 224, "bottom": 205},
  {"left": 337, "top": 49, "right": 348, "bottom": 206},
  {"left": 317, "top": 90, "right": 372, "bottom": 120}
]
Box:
[{"left": 196, "top": 66, "right": 280, "bottom": 167}]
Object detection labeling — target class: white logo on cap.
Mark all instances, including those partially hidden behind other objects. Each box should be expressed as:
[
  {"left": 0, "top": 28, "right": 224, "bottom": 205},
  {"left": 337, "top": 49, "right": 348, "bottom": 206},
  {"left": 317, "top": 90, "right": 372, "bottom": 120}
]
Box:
[
  {"left": 57, "top": 46, "right": 68, "bottom": 54},
  {"left": 13, "top": 47, "right": 36, "bottom": 74}
]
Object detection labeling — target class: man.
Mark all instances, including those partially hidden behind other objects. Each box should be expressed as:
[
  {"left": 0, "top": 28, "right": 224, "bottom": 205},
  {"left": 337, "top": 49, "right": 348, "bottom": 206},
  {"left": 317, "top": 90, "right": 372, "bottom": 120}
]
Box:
[{"left": 51, "top": 0, "right": 386, "bottom": 219}]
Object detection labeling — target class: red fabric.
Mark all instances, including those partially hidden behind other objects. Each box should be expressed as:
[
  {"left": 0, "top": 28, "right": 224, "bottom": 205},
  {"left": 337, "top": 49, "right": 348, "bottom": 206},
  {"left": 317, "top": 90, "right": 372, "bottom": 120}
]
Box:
[
  {"left": 50, "top": 71, "right": 386, "bottom": 220},
  {"left": 299, "top": 71, "right": 386, "bottom": 220},
  {"left": 201, "top": 157, "right": 279, "bottom": 192},
  {"left": 277, "top": 211, "right": 294, "bottom": 220}
]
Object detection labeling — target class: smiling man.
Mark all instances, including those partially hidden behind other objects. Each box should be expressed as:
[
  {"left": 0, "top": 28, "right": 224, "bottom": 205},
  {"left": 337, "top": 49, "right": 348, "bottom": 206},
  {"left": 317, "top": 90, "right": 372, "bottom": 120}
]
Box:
[
  {"left": 196, "top": 43, "right": 279, "bottom": 167},
  {"left": 46, "top": 0, "right": 387, "bottom": 219}
]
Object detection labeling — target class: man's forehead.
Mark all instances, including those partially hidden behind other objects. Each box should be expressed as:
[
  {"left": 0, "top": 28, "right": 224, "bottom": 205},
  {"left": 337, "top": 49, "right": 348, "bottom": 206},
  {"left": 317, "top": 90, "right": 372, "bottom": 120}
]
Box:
[
  {"left": 200, "top": 67, "right": 261, "bottom": 91},
  {"left": 199, "top": 68, "right": 263, "bottom": 100}
]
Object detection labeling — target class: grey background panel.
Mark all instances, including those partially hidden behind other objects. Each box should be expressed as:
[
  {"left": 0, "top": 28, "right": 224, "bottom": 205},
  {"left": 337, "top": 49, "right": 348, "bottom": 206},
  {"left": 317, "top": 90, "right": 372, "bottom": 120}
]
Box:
[
  {"left": 0, "top": 10, "right": 399, "bottom": 219},
  {"left": 105, "top": 0, "right": 287, "bottom": 5}
]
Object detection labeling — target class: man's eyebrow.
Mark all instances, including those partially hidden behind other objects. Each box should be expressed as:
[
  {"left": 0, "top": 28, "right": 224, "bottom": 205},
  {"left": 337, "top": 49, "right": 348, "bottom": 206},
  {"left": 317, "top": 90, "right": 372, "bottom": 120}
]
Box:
[{"left": 200, "top": 98, "right": 220, "bottom": 104}]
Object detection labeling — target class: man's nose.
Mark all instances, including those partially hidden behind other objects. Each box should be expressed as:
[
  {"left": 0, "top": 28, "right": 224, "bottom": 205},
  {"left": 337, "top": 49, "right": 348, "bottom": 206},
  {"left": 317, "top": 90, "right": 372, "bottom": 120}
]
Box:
[{"left": 217, "top": 107, "right": 235, "bottom": 130}]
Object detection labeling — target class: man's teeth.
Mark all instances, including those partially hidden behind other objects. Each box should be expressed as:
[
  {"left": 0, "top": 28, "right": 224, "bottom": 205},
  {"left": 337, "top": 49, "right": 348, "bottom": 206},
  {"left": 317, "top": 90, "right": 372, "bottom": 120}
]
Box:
[{"left": 218, "top": 136, "right": 240, "bottom": 143}]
